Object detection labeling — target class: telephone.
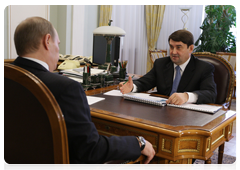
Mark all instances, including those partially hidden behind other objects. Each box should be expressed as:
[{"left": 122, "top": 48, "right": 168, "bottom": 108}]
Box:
[{"left": 58, "top": 54, "right": 93, "bottom": 70}]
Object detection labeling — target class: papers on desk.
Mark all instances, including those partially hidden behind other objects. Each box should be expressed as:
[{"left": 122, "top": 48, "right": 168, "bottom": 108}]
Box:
[
  {"left": 167, "top": 103, "right": 222, "bottom": 114},
  {"left": 67, "top": 76, "right": 83, "bottom": 83},
  {"left": 86, "top": 96, "right": 105, "bottom": 105},
  {"left": 118, "top": 90, "right": 221, "bottom": 114},
  {"left": 60, "top": 68, "right": 105, "bottom": 77},
  {"left": 103, "top": 90, "right": 123, "bottom": 96},
  {"left": 123, "top": 92, "right": 167, "bottom": 106},
  {"left": 88, "top": 90, "right": 222, "bottom": 114}
]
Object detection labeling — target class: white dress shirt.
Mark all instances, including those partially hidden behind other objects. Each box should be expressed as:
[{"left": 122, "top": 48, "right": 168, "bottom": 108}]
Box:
[{"left": 23, "top": 57, "right": 49, "bottom": 71}]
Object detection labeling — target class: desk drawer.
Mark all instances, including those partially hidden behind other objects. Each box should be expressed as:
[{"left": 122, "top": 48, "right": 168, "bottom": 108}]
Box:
[{"left": 92, "top": 117, "right": 158, "bottom": 150}]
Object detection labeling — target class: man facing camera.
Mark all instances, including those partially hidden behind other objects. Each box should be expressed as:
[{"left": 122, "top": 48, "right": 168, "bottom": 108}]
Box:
[
  {"left": 120, "top": 30, "right": 217, "bottom": 105},
  {"left": 12, "top": 17, "right": 155, "bottom": 164}
]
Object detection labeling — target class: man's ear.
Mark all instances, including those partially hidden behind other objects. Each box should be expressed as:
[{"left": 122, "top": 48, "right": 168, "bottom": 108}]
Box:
[
  {"left": 43, "top": 34, "right": 51, "bottom": 50},
  {"left": 189, "top": 44, "right": 194, "bottom": 53}
]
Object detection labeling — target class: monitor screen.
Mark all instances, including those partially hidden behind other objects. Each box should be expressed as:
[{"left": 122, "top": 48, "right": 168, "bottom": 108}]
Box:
[{"left": 92, "top": 36, "right": 120, "bottom": 67}]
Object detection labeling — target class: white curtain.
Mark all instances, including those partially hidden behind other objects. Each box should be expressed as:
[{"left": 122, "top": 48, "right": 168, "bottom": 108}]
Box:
[
  {"left": 157, "top": 5, "right": 204, "bottom": 55},
  {"left": 111, "top": 5, "right": 147, "bottom": 75}
]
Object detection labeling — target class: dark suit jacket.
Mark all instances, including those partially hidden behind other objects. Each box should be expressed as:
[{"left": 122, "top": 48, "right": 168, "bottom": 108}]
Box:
[
  {"left": 133, "top": 55, "right": 217, "bottom": 104},
  {"left": 13, "top": 57, "right": 141, "bottom": 164}
]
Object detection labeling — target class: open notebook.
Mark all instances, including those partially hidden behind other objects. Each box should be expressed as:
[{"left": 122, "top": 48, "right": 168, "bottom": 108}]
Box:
[
  {"left": 123, "top": 92, "right": 222, "bottom": 114},
  {"left": 123, "top": 93, "right": 167, "bottom": 107}
]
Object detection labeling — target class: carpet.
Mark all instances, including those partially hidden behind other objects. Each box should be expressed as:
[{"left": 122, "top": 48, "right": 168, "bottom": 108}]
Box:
[{"left": 192, "top": 150, "right": 238, "bottom": 170}]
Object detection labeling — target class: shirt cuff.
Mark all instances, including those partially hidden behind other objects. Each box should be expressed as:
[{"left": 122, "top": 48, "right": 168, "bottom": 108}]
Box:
[
  {"left": 132, "top": 84, "right": 138, "bottom": 92},
  {"left": 186, "top": 92, "right": 198, "bottom": 103}
]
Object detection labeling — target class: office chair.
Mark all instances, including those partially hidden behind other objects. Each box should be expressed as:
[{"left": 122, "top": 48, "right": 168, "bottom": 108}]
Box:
[
  {"left": 4, "top": 63, "right": 144, "bottom": 164},
  {"left": 193, "top": 52, "right": 235, "bottom": 164}
]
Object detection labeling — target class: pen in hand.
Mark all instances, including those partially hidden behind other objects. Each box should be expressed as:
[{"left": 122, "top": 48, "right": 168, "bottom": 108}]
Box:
[{"left": 123, "top": 75, "right": 134, "bottom": 85}]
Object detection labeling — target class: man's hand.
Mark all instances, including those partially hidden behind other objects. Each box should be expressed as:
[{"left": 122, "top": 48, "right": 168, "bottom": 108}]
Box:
[
  {"left": 119, "top": 76, "right": 134, "bottom": 94},
  {"left": 166, "top": 92, "right": 189, "bottom": 105},
  {"left": 140, "top": 140, "right": 155, "bottom": 164}
]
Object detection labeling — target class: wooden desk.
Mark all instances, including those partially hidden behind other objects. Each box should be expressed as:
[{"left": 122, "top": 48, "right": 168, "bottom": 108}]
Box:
[{"left": 86, "top": 85, "right": 236, "bottom": 164}]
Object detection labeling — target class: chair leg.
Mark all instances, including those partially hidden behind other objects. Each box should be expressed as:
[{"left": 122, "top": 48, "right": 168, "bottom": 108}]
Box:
[
  {"left": 204, "top": 158, "right": 211, "bottom": 170},
  {"left": 218, "top": 143, "right": 225, "bottom": 164}
]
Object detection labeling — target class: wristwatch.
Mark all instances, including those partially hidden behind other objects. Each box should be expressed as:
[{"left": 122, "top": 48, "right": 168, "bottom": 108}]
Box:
[{"left": 137, "top": 136, "right": 146, "bottom": 151}]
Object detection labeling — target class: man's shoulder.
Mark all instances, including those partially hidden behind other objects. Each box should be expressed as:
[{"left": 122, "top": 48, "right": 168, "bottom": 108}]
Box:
[
  {"left": 190, "top": 55, "right": 215, "bottom": 74},
  {"left": 42, "top": 71, "right": 77, "bottom": 85},
  {"left": 154, "top": 56, "right": 171, "bottom": 64}
]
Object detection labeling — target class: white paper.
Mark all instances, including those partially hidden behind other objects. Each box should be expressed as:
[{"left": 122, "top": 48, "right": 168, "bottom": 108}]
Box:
[
  {"left": 104, "top": 90, "right": 123, "bottom": 96},
  {"left": 61, "top": 68, "right": 105, "bottom": 76},
  {"left": 86, "top": 96, "right": 105, "bottom": 105},
  {"left": 125, "top": 92, "right": 151, "bottom": 98},
  {"left": 167, "top": 103, "right": 222, "bottom": 113},
  {"left": 67, "top": 77, "right": 83, "bottom": 83}
]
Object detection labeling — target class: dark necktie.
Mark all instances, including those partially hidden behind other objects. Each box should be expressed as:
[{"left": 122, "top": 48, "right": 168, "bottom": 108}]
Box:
[{"left": 170, "top": 65, "right": 181, "bottom": 96}]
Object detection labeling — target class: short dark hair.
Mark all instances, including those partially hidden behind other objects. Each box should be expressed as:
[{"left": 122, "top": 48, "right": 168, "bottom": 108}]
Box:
[
  {"left": 14, "top": 17, "right": 55, "bottom": 56},
  {"left": 168, "top": 30, "right": 194, "bottom": 47}
]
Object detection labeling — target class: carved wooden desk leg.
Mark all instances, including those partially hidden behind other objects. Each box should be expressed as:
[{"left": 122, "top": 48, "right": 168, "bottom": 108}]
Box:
[
  {"left": 218, "top": 143, "right": 225, "bottom": 164},
  {"left": 204, "top": 158, "right": 211, "bottom": 170}
]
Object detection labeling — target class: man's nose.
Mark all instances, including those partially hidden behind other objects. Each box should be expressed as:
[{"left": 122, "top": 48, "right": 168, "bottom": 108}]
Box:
[{"left": 172, "top": 48, "right": 177, "bottom": 54}]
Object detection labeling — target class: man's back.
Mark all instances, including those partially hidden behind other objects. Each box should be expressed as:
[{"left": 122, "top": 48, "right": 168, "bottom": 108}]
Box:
[{"left": 13, "top": 56, "right": 141, "bottom": 163}]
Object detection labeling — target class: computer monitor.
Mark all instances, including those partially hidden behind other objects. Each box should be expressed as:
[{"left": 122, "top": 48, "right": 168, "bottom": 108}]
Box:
[{"left": 92, "top": 35, "right": 120, "bottom": 67}]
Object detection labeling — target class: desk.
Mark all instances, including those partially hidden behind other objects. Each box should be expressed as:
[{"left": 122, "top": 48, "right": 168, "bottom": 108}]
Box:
[{"left": 86, "top": 85, "right": 236, "bottom": 164}]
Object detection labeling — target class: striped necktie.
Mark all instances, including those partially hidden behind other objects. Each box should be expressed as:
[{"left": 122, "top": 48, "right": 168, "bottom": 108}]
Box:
[{"left": 170, "top": 65, "right": 181, "bottom": 96}]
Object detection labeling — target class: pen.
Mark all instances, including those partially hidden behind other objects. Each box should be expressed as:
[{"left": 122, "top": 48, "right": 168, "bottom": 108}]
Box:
[
  {"left": 119, "top": 61, "right": 122, "bottom": 68},
  {"left": 123, "top": 75, "right": 134, "bottom": 85}
]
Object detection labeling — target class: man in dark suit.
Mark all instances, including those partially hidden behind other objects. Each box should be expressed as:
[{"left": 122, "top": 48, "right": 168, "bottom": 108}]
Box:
[
  {"left": 120, "top": 30, "right": 217, "bottom": 105},
  {"left": 12, "top": 17, "right": 155, "bottom": 164}
]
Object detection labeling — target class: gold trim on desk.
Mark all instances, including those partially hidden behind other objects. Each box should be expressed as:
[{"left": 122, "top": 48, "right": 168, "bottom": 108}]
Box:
[
  {"left": 228, "top": 122, "right": 233, "bottom": 135},
  {"left": 178, "top": 139, "right": 201, "bottom": 153},
  {"left": 162, "top": 138, "right": 173, "bottom": 153},
  {"left": 206, "top": 138, "right": 211, "bottom": 152},
  {"left": 212, "top": 128, "right": 225, "bottom": 145}
]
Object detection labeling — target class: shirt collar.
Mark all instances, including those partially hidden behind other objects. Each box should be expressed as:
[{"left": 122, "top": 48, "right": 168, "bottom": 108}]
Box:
[
  {"left": 23, "top": 57, "right": 49, "bottom": 71},
  {"left": 173, "top": 55, "right": 191, "bottom": 72}
]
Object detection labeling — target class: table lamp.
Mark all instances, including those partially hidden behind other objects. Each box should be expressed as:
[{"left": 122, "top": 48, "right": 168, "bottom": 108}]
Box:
[{"left": 93, "top": 20, "right": 126, "bottom": 72}]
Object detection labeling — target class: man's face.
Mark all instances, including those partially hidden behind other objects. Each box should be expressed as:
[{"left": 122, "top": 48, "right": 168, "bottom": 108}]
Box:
[
  {"left": 48, "top": 29, "right": 60, "bottom": 71},
  {"left": 169, "top": 39, "right": 193, "bottom": 65}
]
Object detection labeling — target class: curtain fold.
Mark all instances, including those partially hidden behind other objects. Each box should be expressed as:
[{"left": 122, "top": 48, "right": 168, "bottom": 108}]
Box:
[
  {"left": 111, "top": 5, "right": 147, "bottom": 75},
  {"left": 145, "top": 5, "right": 165, "bottom": 72},
  {"left": 99, "top": 5, "right": 113, "bottom": 26}
]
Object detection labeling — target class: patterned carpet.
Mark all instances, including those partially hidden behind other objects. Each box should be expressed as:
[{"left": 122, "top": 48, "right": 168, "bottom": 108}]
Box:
[{"left": 192, "top": 150, "right": 238, "bottom": 170}]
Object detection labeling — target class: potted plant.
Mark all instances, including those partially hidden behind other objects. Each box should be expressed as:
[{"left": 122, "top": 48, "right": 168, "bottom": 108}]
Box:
[{"left": 194, "top": 5, "right": 236, "bottom": 53}]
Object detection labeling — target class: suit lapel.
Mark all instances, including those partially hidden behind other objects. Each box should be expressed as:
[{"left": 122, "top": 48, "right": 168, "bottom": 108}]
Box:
[
  {"left": 163, "top": 60, "right": 174, "bottom": 94},
  {"left": 178, "top": 55, "right": 195, "bottom": 91}
]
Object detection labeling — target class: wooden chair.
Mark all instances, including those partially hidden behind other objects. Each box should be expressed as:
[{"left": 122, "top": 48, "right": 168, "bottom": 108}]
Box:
[
  {"left": 193, "top": 52, "right": 235, "bottom": 164},
  {"left": 216, "top": 52, "right": 236, "bottom": 99},
  {"left": 193, "top": 52, "right": 235, "bottom": 110},
  {"left": 4, "top": 63, "right": 69, "bottom": 164},
  {"left": 216, "top": 52, "right": 236, "bottom": 71},
  {"left": 149, "top": 49, "right": 167, "bottom": 64},
  {"left": 4, "top": 63, "right": 144, "bottom": 164}
]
